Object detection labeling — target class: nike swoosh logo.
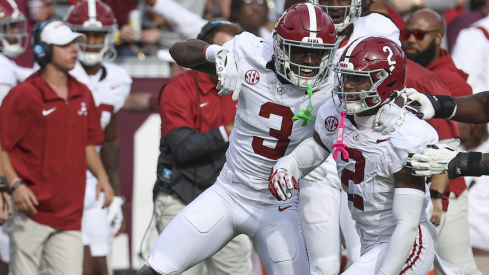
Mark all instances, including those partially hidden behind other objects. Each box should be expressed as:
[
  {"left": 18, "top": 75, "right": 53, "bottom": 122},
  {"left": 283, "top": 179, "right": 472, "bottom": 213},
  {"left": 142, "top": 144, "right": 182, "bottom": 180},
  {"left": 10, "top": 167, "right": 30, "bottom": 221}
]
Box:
[
  {"left": 376, "top": 138, "right": 391, "bottom": 143},
  {"left": 199, "top": 102, "right": 208, "bottom": 108},
  {"left": 42, "top": 107, "right": 57, "bottom": 116},
  {"left": 279, "top": 206, "right": 292, "bottom": 212}
]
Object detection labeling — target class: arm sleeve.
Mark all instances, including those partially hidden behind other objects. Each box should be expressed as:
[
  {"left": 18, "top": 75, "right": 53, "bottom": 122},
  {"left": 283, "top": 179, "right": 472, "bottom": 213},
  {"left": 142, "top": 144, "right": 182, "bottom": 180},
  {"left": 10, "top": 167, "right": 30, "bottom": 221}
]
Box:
[
  {"left": 165, "top": 126, "right": 229, "bottom": 162},
  {"left": 274, "top": 137, "right": 330, "bottom": 180},
  {"left": 378, "top": 188, "right": 425, "bottom": 275}
]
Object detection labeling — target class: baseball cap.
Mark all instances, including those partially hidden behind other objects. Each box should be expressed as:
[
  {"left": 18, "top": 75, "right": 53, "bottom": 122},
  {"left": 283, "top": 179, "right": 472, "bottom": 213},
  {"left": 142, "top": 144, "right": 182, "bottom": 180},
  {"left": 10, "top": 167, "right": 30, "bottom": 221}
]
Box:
[{"left": 40, "top": 21, "right": 86, "bottom": 45}]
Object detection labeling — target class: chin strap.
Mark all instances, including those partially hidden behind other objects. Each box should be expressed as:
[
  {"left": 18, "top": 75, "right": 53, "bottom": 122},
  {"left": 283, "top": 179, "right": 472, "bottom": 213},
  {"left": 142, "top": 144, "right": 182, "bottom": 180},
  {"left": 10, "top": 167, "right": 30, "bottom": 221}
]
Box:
[
  {"left": 331, "top": 110, "right": 350, "bottom": 160},
  {"left": 292, "top": 85, "right": 315, "bottom": 127}
]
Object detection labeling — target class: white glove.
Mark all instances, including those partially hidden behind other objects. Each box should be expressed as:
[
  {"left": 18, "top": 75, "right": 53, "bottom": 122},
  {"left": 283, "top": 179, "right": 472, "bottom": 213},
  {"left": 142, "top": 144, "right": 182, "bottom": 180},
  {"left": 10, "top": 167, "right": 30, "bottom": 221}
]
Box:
[
  {"left": 303, "top": 163, "right": 328, "bottom": 181},
  {"left": 405, "top": 88, "right": 435, "bottom": 120},
  {"left": 406, "top": 144, "right": 459, "bottom": 177},
  {"left": 374, "top": 102, "right": 406, "bottom": 134},
  {"left": 268, "top": 168, "right": 299, "bottom": 201},
  {"left": 215, "top": 49, "right": 241, "bottom": 101},
  {"left": 107, "top": 196, "right": 125, "bottom": 236}
]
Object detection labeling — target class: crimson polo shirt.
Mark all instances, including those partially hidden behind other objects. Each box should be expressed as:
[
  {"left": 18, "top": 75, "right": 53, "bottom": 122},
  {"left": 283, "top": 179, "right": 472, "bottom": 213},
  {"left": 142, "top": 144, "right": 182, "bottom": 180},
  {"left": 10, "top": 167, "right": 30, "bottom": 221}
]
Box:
[
  {"left": 407, "top": 60, "right": 460, "bottom": 211},
  {"left": 159, "top": 70, "right": 236, "bottom": 138},
  {"left": 425, "top": 49, "right": 472, "bottom": 197},
  {"left": 0, "top": 71, "right": 104, "bottom": 230}
]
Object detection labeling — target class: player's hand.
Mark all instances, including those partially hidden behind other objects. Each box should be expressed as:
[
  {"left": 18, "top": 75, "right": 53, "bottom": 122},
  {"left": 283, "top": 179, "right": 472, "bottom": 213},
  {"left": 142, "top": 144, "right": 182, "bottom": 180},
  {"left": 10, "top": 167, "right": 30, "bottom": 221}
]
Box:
[
  {"left": 141, "top": 28, "right": 162, "bottom": 44},
  {"left": 268, "top": 168, "right": 299, "bottom": 201},
  {"left": 96, "top": 177, "right": 114, "bottom": 208},
  {"left": 405, "top": 88, "right": 435, "bottom": 120},
  {"left": 430, "top": 198, "right": 442, "bottom": 227},
  {"left": 374, "top": 102, "right": 406, "bottom": 134},
  {"left": 107, "top": 196, "right": 126, "bottom": 236},
  {"left": 406, "top": 144, "right": 459, "bottom": 177},
  {"left": 0, "top": 191, "right": 12, "bottom": 225},
  {"left": 303, "top": 163, "right": 328, "bottom": 182},
  {"left": 12, "top": 184, "right": 38, "bottom": 214},
  {"left": 215, "top": 49, "right": 242, "bottom": 101}
]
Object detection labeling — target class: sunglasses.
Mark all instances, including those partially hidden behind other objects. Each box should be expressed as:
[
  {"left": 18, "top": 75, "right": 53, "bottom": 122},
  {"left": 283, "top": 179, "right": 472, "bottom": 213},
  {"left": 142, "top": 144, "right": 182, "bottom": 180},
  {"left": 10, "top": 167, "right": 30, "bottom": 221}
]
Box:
[{"left": 400, "top": 29, "right": 440, "bottom": 41}]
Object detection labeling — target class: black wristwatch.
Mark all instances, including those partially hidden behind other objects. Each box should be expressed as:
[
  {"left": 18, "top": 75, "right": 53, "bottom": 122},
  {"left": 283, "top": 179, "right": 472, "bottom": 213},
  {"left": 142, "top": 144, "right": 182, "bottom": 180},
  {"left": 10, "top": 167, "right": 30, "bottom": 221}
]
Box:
[{"left": 430, "top": 189, "right": 444, "bottom": 199}]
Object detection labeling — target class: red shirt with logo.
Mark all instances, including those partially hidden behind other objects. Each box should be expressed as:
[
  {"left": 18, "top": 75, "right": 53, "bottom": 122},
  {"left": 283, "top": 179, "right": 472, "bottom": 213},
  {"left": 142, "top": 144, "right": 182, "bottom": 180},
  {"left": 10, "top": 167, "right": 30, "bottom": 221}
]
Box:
[{"left": 0, "top": 71, "right": 104, "bottom": 230}]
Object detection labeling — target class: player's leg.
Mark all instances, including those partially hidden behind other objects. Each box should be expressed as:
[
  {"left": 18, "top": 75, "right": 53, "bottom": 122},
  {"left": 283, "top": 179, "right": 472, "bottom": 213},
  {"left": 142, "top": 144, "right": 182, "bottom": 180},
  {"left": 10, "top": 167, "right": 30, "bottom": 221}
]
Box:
[
  {"left": 437, "top": 191, "right": 482, "bottom": 275},
  {"left": 252, "top": 198, "right": 310, "bottom": 275},
  {"left": 144, "top": 184, "right": 237, "bottom": 275},
  {"left": 205, "top": 234, "right": 253, "bottom": 275},
  {"left": 298, "top": 178, "right": 341, "bottom": 275},
  {"left": 82, "top": 196, "right": 110, "bottom": 275},
  {"left": 153, "top": 191, "right": 206, "bottom": 275},
  {"left": 43, "top": 230, "right": 84, "bottom": 275}
]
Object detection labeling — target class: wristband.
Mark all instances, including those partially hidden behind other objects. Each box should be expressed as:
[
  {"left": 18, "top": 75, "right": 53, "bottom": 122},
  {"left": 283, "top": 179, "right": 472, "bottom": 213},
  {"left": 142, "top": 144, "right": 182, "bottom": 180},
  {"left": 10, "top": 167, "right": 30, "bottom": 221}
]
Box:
[
  {"left": 204, "top": 44, "right": 225, "bottom": 63},
  {"left": 10, "top": 181, "right": 23, "bottom": 194},
  {"left": 0, "top": 177, "right": 7, "bottom": 193},
  {"left": 9, "top": 177, "right": 22, "bottom": 189},
  {"left": 426, "top": 94, "right": 457, "bottom": 119},
  {"left": 448, "top": 151, "right": 487, "bottom": 179},
  {"left": 430, "top": 189, "right": 444, "bottom": 199}
]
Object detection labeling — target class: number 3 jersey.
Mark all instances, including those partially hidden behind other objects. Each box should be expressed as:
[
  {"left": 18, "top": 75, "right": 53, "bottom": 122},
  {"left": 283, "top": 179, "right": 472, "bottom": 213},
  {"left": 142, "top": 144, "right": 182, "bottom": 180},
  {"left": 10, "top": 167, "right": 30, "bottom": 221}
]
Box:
[
  {"left": 222, "top": 32, "right": 333, "bottom": 191},
  {"left": 315, "top": 99, "right": 438, "bottom": 241},
  {"left": 70, "top": 61, "right": 132, "bottom": 207}
]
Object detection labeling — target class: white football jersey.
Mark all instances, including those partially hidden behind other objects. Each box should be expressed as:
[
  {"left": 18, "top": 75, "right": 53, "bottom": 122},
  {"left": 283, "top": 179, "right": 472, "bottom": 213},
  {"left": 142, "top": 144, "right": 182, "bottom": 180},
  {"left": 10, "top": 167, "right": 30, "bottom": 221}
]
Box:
[
  {"left": 223, "top": 32, "right": 334, "bottom": 191},
  {"left": 0, "top": 54, "right": 38, "bottom": 105},
  {"left": 70, "top": 61, "right": 132, "bottom": 207},
  {"left": 315, "top": 99, "right": 438, "bottom": 240}
]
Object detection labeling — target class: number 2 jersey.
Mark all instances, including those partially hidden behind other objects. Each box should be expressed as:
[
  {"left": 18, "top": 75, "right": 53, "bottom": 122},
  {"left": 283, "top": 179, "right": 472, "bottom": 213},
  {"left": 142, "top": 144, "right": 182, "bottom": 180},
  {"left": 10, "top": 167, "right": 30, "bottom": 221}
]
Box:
[
  {"left": 315, "top": 98, "right": 438, "bottom": 241},
  {"left": 70, "top": 61, "right": 132, "bottom": 207},
  {"left": 222, "top": 32, "right": 333, "bottom": 191}
]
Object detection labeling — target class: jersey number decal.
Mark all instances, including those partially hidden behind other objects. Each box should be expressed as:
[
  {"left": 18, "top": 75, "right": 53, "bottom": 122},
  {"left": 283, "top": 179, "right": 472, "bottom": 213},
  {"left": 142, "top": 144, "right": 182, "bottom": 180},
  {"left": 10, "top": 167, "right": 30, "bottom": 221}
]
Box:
[
  {"left": 341, "top": 147, "right": 365, "bottom": 210},
  {"left": 383, "top": 46, "right": 397, "bottom": 66},
  {"left": 252, "top": 102, "right": 294, "bottom": 160}
]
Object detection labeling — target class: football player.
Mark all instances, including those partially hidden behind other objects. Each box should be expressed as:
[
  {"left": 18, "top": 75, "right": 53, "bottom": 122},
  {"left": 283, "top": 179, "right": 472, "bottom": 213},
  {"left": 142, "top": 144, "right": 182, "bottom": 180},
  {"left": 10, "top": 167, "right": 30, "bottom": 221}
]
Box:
[
  {"left": 137, "top": 3, "right": 338, "bottom": 275},
  {"left": 66, "top": 0, "right": 130, "bottom": 274},
  {"left": 269, "top": 36, "right": 438, "bottom": 275},
  {"left": 294, "top": 0, "right": 402, "bottom": 272}
]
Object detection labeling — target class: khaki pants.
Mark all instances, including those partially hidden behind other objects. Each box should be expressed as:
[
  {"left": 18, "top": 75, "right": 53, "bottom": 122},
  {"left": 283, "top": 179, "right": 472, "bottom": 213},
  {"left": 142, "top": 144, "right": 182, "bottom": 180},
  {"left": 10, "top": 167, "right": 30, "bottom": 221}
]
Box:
[
  {"left": 154, "top": 191, "right": 252, "bottom": 275},
  {"left": 7, "top": 211, "right": 83, "bottom": 275}
]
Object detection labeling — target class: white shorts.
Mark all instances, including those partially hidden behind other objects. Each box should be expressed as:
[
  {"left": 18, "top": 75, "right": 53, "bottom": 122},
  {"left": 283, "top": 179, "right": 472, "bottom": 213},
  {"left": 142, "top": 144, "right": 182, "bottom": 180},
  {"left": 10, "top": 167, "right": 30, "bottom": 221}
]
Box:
[
  {"left": 147, "top": 168, "right": 310, "bottom": 275},
  {"left": 343, "top": 223, "right": 435, "bottom": 275},
  {"left": 82, "top": 194, "right": 110, "bottom": 257}
]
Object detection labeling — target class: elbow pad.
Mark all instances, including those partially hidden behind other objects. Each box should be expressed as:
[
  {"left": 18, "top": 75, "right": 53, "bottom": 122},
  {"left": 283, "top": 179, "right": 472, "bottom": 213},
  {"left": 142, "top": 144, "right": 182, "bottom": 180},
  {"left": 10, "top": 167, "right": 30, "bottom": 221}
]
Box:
[{"left": 274, "top": 137, "right": 330, "bottom": 180}]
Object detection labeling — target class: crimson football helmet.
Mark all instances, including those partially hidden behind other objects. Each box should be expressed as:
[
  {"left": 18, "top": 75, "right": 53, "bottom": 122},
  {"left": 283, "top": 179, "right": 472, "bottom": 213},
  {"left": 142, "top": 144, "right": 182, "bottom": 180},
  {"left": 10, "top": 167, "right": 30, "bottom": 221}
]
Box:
[
  {"left": 333, "top": 36, "right": 407, "bottom": 114},
  {"left": 65, "top": 0, "right": 117, "bottom": 65},
  {"left": 0, "top": 0, "right": 28, "bottom": 58},
  {"left": 309, "top": 0, "right": 362, "bottom": 32},
  {"left": 273, "top": 2, "right": 338, "bottom": 89}
]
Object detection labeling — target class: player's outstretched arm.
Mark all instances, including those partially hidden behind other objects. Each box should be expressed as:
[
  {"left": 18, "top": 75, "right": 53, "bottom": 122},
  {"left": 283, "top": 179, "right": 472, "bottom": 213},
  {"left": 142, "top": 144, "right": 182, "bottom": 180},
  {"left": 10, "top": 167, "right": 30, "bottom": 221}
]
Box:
[
  {"left": 377, "top": 167, "right": 426, "bottom": 275},
  {"left": 169, "top": 39, "right": 217, "bottom": 76},
  {"left": 407, "top": 144, "right": 489, "bottom": 179},
  {"left": 269, "top": 132, "right": 331, "bottom": 201},
  {"left": 451, "top": 91, "right": 489, "bottom": 124}
]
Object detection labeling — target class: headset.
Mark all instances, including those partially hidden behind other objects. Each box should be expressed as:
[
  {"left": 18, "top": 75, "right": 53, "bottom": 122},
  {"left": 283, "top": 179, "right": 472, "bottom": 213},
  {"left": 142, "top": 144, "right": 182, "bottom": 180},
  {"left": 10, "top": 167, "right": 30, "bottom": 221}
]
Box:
[
  {"left": 32, "top": 21, "right": 52, "bottom": 67},
  {"left": 196, "top": 20, "right": 234, "bottom": 43}
]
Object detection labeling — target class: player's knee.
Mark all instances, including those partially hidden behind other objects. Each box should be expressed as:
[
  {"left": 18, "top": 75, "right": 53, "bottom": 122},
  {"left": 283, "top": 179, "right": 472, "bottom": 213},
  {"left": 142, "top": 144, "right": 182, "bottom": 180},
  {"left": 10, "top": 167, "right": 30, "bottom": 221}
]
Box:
[
  {"left": 311, "top": 257, "right": 340, "bottom": 275},
  {"left": 137, "top": 264, "right": 160, "bottom": 275}
]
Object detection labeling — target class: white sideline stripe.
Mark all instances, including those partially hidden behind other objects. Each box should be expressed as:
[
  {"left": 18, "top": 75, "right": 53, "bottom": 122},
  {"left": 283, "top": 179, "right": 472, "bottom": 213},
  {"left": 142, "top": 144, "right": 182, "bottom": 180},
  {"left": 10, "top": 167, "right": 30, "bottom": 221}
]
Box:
[{"left": 344, "top": 36, "right": 369, "bottom": 63}]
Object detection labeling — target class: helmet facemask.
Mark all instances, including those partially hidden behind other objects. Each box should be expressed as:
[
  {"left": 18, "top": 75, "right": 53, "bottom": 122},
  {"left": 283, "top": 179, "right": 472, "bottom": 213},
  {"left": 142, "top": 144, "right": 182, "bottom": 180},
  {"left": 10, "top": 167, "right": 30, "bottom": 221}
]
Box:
[
  {"left": 274, "top": 33, "right": 337, "bottom": 89},
  {"left": 0, "top": 16, "right": 28, "bottom": 58},
  {"left": 74, "top": 25, "right": 116, "bottom": 66},
  {"left": 311, "top": 0, "right": 362, "bottom": 32},
  {"left": 333, "top": 61, "right": 394, "bottom": 115}
]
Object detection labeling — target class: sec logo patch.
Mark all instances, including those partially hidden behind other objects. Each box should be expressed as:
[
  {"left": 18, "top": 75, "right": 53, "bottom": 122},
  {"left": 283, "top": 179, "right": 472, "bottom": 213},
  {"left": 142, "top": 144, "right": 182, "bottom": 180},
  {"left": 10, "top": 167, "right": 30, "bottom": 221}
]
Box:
[
  {"left": 325, "top": 116, "right": 338, "bottom": 132},
  {"left": 245, "top": 70, "right": 260, "bottom": 85}
]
